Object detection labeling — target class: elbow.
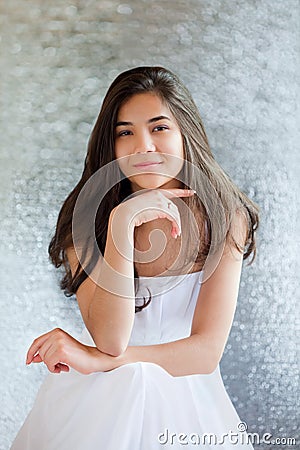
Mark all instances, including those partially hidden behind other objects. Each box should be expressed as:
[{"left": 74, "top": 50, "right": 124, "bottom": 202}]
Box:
[
  {"left": 92, "top": 334, "right": 128, "bottom": 357},
  {"left": 205, "top": 347, "right": 223, "bottom": 374},
  {"left": 204, "top": 359, "right": 219, "bottom": 374},
  {"left": 88, "top": 323, "right": 130, "bottom": 357},
  {"left": 192, "top": 333, "right": 222, "bottom": 374},
  {"left": 99, "top": 342, "right": 127, "bottom": 357},
  {"left": 204, "top": 344, "right": 223, "bottom": 374}
]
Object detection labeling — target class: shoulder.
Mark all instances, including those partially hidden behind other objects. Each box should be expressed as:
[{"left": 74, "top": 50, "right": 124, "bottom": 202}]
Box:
[
  {"left": 226, "top": 208, "right": 249, "bottom": 257},
  {"left": 65, "top": 246, "right": 83, "bottom": 278}
]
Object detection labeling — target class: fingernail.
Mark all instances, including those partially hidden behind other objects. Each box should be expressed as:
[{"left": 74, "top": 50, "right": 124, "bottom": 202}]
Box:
[{"left": 171, "top": 229, "right": 178, "bottom": 239}]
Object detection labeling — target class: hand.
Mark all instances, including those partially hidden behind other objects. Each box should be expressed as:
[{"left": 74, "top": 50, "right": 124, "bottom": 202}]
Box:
[
  {"left": 112, "top": 188, "right": 195, "bottom": 239},
  {"left": 26, "top": 328, "right": 105, "bottom": 375}
]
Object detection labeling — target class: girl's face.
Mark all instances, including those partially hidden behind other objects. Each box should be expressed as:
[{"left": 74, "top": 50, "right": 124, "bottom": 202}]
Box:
[{"left": 114, "top": 93, "right": 184, "bottom": 192}]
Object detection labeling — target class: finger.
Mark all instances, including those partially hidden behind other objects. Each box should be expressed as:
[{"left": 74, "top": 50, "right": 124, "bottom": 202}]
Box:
[
  {"left": 26, "top": 333, "right": 54, "bottom": 364},
  {"left": 160, "top": 188, "right": 196, "bottom": 198},
  {"left": 29, "top": 334, "right": 56, "bottom": 366},
  {"left": 172, "top": 217, "right": 181, "bottom": 237},
  {"left": 165, "top": 202, "right": 182, "bottom": 237},
  {"left": 56, "top": 363, "right": 70, "bottom": 372},
  {"left": 26, "top": 328, "right": 67, "bottom": 364},
  {"left": 31, "top": 354, "right": 43, "bottom": 363},
  {"left": 51, "top": 363, "right": 70, "bottom": 374},
  {"left": 163, "top": 211, "right": 182, "bottom": 237},
  {"left": 42, "top": 342, "right": 69, "bottom": 373},
  {"left": 27, "top": 330, "right": 61, "bottom": 365},
  {"left": 31, "top": 353, "right": 69, "bottom": 372}
]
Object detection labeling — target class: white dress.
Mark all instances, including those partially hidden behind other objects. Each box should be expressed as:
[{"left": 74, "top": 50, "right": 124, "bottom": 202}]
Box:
[{"left": 11, "top": 271, "right": 254, "bottom": 449}]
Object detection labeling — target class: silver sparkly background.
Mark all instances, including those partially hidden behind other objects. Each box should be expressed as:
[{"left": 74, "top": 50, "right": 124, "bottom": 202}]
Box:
[{"left": 1, "top": 1, "right": 299, "bottom": 449}]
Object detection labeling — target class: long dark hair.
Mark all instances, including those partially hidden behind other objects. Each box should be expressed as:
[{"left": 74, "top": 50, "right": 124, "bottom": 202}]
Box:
[{"left": 48, "top": 66, "right": 259, "bottom": 312}]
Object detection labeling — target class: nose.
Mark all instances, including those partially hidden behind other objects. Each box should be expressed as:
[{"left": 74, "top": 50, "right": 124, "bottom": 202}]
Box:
[{"left": 134, "top": 131, "right": 156, "bottom": 153}]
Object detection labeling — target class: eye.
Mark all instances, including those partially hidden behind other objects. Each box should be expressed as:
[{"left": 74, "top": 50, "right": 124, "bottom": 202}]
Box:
[
  {"left": 153, "top": 125, "right": 169, "bottom": 132},
  {"left": 116, "top": 130, "right": 132, "bottom": 137}
]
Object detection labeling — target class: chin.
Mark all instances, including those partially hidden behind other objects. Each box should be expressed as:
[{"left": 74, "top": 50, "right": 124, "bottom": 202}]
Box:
[{"left": 130, "top": 174, "right": 175, "bottom": 191}]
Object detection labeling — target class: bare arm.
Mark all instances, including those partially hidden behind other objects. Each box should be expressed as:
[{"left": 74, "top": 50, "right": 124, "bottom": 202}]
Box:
[
  {"left": 67, "top": 189, "right": 194, "bottom": 357},
  {"left": 93, "top": 210, "right": 248, "bottom": 376},
  {"left": 27, "top": 210, "right": 248, "bottom": 375},
  {"left": 67, "top": 207, "right": 136, "bottom": 357}
]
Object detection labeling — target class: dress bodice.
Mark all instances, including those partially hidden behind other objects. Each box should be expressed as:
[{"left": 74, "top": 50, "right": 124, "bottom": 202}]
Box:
[{"left": 129, "top": 271, "right": 203, "bottom": 346}]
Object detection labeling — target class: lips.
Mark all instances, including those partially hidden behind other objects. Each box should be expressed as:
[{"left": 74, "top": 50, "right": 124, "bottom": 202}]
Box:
[{"left": 133, "top": 161, "right": 163, "bottom": 168}]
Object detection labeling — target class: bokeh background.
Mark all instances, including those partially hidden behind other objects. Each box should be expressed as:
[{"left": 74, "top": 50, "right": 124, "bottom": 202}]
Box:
[{"left": 1, "top": 1, "right": 299, "bottom": 449}]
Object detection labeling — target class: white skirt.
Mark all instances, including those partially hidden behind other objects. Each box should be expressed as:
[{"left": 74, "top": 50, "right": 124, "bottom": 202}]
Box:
[{"left": 11, "top": 360, "right": 253, "bottom": 449}]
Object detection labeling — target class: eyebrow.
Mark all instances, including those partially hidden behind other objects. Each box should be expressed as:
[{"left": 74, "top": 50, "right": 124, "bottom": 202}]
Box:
[{"left": 115, "top": 115, "right": 171, "bottom": 127}]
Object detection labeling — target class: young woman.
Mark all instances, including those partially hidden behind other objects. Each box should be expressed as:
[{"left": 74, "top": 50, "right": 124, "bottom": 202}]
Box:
[{"left": 11, "top": 66, "right": 259, "bottom": 449}]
